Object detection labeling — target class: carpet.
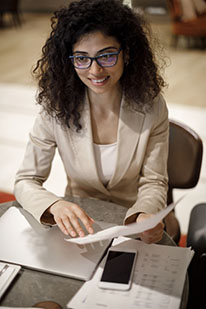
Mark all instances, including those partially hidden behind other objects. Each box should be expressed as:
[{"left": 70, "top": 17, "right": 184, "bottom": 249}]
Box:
[
  {"left": 0, "top": 191, "right": 15, "bottom": 203},
  {"left": 179, "top": 234, "right": 187, "bottom": 247}
]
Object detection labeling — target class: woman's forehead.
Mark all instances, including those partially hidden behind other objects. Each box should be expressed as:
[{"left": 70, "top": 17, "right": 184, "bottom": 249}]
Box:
[{"left": 73, "top": 31, "right": 120, "bottom": 52}]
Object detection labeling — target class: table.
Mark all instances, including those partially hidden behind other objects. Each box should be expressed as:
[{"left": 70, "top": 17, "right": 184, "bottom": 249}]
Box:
[{"left": 0, "top": 197, "right": 188, "bottom": 308}]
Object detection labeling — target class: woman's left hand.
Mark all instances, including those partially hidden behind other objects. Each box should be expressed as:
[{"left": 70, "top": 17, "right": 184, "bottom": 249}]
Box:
[{"left": 136, "top": 213, "right": 164, "bottom": 244}]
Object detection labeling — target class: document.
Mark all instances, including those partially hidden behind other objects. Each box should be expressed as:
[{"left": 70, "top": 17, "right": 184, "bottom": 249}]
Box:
[
  {"left": 67, "top": 236, "right": 194, "bottom": 309},
  {"left": 0, "top": 262, "right": 21, "bottom": 299},
  {"left": 65, "top": 199, "right": 180, "bottom": 245}
]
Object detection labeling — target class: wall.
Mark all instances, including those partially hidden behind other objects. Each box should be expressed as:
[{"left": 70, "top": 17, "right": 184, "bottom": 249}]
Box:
[
  {"left": 131, "top": 0, "right": 167, "bottom": 9},
  {"left": 19, "top": 0, "right": 74, "bottom": 12},
  {"left": 19, "top": 0, "right": 167, "bottom": 13}
]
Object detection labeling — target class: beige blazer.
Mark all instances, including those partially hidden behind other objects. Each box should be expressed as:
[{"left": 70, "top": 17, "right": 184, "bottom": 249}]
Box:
[{"left": 14, "top": 94, "right": 169, "bottom": 224}]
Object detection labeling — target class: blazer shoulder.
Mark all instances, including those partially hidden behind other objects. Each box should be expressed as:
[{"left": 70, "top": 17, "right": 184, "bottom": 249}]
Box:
[
  {"left": 152, "top": 94, "right": 168, "bottom": 119},
  {"left": 31, "top": 110, "right": 59, "bottom": 141},
  {"left": 124, "top": 93, "right": 167, "bottom": 115}
]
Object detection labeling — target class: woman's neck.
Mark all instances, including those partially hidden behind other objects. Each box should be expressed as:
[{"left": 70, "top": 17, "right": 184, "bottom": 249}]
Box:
[
  {"left": 87, "top": 85, "right": 123, "bottom": 144},
  {"left": 87, "top": 85, "right": 123, "bottom": 114}
]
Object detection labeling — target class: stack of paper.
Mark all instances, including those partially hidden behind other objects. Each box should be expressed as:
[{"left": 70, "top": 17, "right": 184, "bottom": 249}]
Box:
[
  {"left": 67, "top": 237, "right": 194, "bottom": 309},
  {"left": 0, "top": 262, "right": 21, "bottom": 299}
]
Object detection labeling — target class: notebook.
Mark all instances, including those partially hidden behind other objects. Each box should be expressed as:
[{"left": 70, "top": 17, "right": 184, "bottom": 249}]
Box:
[{"left": 0, "top": 207, "right": 114, "bottom": 281}]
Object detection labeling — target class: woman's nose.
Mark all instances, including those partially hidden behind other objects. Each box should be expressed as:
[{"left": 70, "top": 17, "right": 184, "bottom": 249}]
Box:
[{"left": 89, "top": 59, "right": 104, "bottom": 74}]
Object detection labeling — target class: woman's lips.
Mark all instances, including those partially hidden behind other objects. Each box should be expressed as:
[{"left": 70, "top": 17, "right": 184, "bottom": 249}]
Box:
[{"left": 89, "top": 76, "right": 109, "bottom": 85}]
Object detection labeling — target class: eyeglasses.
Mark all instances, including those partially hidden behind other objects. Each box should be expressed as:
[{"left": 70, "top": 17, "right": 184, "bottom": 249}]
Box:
[{"left": 69, "top": 48, "right": 122, "bottom": 69}]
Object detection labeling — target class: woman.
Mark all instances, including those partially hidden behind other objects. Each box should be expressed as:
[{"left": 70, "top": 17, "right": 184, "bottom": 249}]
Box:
[{"left": 14, "top": 0, "right": 168, "bottom": 244}]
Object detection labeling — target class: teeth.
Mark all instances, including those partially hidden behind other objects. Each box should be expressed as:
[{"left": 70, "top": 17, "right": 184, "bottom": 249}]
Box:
[{"left": 92, "top": 77, "right": 107, "bottom": 83}]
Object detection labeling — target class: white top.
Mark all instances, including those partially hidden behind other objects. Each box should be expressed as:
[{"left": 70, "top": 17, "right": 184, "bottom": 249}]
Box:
[{"left": 93, "top": 142, "right": 117, "bottom": 185}]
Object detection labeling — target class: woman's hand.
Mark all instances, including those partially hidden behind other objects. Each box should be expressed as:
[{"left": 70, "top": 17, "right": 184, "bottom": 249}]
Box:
[
  {"left": 136, "top": 213, "right": 164, "bottom": 244},
  {"left": 48, "top": 200, "right": 94, "bottom": 237}
]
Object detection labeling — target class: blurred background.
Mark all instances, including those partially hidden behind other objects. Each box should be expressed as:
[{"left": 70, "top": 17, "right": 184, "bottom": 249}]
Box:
[{"left": 0, "top": 0, "right": 205, "bottom": 238}]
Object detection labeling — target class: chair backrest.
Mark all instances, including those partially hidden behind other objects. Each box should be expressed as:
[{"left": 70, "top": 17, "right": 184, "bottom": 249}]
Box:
[
  {"left": 167, "top": 0, "right": 183, "bottom": 21},
  {"left": 0, "top": 0, "right": 19, "bottom": 11},
  {"left": 167, "top": 119, "right": 203, "bottom": 204},
  {"left": 186, "top": 202, "right": 206, "bottom": 308}
]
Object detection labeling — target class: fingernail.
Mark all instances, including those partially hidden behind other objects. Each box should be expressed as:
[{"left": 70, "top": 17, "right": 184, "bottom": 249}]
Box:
[
  {"left": 71, "top": 231, "right": 76, "bottom": 237},
  {"left": 88, "top": 227, "right": 94, "bottom": 234},
  {"left": 79, "top": 231, "right": 84, "bottom": 237}
]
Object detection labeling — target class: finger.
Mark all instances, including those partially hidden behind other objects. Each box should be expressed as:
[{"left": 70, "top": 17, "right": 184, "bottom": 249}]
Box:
[
  {"left": 54, "top": 214, "right": 78, "bottom": 237},
  {"left": 88, "top": 216, "right": 95, "bottom": 224},
  {"left": 81, "top": 218, "right": 94, "bottom": 234},
  {"left": 140, "top": 234, "right": 158, "bottom": 244},
  {"left": 145, "top": 230, "right": 163, "bottom": 243},
  {"left": 55, "top": 216, "right": 70, "bottom": 236},
  {"left": 61, "top": 216, "right": 77, "bottom": 237},
  {"left": 53, "top": 202, "right": 95, "bottom": 237},
  {"left": 68, "top": 214, "right": 86, "bottom": 237},
  {"left": 143, "top": 222, "right": 164, "bottom": 235},
  {"left": 72, "top": 207, "right": 95, "bottom": 235},
  {"left": 139, "top": 233, "right": 152, "bottom": 244},
  {"left": 54, "top": 204, "right": 86, "bottom": 237},
  {"left": 79, "top": 212, "right": 95, "bottom": 234},
  {"left": 140, "top": 225, "right": 164, "bottom": 243}
]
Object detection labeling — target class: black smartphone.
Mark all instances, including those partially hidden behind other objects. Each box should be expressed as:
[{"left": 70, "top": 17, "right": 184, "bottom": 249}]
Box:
[{"left": 98, "top": 248, "right": 137, "bottom": 291}]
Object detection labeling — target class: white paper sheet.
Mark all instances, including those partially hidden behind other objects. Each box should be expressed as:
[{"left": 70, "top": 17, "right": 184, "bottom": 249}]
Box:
[
  {"left": 65, "top": 198, "right": 182, "bottom": 245},
  {"left": 67, "top": 236, "right": 194, "bottom": 309},
  {"left": 0, "top": 263, "right": 21, "bottom": 299}
]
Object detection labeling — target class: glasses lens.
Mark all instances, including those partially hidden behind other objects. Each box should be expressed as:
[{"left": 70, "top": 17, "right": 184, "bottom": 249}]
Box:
[
  {"left": 98, "top": 54, "right": 118, "bottom": 67},
  {"left": 73, "top": 56, "right": 91, "bottom": 69}
]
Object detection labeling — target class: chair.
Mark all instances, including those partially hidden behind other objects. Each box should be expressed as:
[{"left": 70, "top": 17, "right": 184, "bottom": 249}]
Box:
[
  {"left": 0, "top": 0, "right": 21, "bottom": 27},
  {"left": 164, "top": 119, "right": 203, "bottom": 244},
  {"left": 167, "top": 0, "right": 206, "bottom": 48},
  {"left": 186, "top": 202, "right": 206, "bottom": 308}
]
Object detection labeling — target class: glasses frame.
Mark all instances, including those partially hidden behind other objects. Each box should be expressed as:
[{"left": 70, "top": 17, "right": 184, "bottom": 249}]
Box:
[{"left": 69, "top": 48, "right": 122, "bottom": 69}]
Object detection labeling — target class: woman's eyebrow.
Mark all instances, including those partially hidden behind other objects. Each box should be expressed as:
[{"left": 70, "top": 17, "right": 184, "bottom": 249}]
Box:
[
  {"left": 73, "top": 46, "right": 118, "bottom": 55},
  {"left": 97, "top": 46, "right": 118, "bottom": 53},
  {"left": 73, "top": 51, "right": 88, "bottom": 55}
]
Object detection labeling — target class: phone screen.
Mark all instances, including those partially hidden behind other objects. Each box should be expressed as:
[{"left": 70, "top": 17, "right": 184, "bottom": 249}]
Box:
[{"left": 100, "top": 250, "right": 136, "bottom": 284}]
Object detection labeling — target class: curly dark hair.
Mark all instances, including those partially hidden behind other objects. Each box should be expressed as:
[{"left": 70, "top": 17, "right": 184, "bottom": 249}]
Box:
[{"left": 33, "top": 0, "right": 167, "bottom": 131}]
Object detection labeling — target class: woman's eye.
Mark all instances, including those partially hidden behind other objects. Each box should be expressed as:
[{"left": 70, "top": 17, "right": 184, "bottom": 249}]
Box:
[
  {"left": 101, "top": 54, "right": 110, "bottom": 60},
  {"left": 76, "top": 56, "right": 87, "bottom": 62}
]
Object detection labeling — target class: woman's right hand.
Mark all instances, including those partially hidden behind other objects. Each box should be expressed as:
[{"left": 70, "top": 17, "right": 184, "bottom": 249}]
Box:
[{"left": 48, "top": 200, "right": 94, "bottom": 237}]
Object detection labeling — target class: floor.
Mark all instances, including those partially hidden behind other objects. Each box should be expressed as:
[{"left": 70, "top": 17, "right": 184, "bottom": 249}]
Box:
[{"left": 0, "top": 12, "right": 205, "bottom": 235}]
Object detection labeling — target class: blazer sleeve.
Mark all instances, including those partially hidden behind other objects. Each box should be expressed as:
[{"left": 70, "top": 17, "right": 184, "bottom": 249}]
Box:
[
  {"left": 124, "top": 95, "right": 169, "bottom": 224},
  {"left": 14, "top": 112, "right": 61, "bottom": 223}
]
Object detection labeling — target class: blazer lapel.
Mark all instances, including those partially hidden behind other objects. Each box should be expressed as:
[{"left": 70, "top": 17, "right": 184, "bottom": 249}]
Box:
[
  {"left": 68, "top": 94, "right": 145, "bottom": 193},
  {"left": 108, "top": 97, "right": 145, "bottom": 188},
  {"left": 68, "top": 94, "right": 109, "bottom": 194}
]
